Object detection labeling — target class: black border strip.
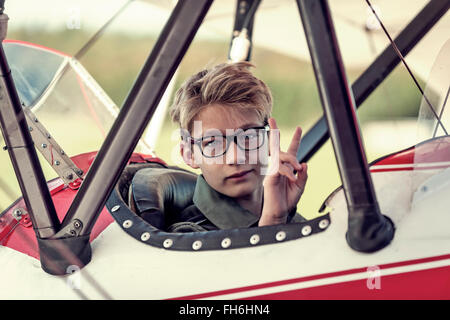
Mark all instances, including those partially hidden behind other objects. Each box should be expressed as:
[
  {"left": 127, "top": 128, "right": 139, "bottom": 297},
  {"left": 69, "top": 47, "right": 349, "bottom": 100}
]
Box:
[{"left": 106, "top": 183, "right": 331, "bottom": 252}]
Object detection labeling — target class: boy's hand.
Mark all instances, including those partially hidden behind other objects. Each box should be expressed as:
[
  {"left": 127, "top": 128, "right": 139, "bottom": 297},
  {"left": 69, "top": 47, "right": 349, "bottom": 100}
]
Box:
[{"left": 259, "top": 118, "right": 308, "bottom": 226}]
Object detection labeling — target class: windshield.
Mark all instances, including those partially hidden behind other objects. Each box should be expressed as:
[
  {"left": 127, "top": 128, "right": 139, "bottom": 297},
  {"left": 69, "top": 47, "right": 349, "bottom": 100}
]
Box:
[
  {"left": 411, "top": 39, "right": 450, "bottom": 207},
  {"left": 0, "top": 41, "right": 122, "bottom": 210},
  {"left": 3, "top": 41, "right": 66, "bottom": 107},
  {"left": 27, "top": 46, "right": 119, "bottom": 155},
  {"left": 415, "top": 40, "right": 450, "bottom": 143}
]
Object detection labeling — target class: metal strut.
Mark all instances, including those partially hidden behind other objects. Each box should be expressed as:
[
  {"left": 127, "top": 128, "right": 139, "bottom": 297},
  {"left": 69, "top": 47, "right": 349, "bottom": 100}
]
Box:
[
  {"left": 23, "top": 108, "right": 84, "bottom": 186},
  {"left": 0, "top": 11, "right": 60, "bottom": 239},
  {"left": 296, "top": 0, "right": 394, "bottom": 252}
]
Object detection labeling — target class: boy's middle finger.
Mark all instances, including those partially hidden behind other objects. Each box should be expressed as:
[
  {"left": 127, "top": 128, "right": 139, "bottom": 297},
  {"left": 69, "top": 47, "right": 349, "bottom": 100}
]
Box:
[
  {"left": 268, "top": 118, "right": 280, "bottom": 155},
  {"left": 279, "top": 151, "right": 302, "bottom": 171},
  {"left": 287, "top": 126, "right": 302, "bottom": 156}
]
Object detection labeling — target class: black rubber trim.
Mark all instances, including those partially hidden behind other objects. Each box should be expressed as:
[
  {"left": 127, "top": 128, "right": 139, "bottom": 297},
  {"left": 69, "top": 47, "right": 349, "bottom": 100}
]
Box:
[{"left": 106, "top": 178, "right": 331, "bottom": 251}]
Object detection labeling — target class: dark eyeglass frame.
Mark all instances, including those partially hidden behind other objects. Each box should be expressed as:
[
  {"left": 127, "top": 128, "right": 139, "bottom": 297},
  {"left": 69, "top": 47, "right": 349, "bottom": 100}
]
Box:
[{"left": 188, "top": 125, "right": 270, "bottom": 158}]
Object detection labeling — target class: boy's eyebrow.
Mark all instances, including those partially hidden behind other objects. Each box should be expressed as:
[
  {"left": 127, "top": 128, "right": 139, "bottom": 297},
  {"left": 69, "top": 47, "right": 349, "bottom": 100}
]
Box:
[
  {"left": 240, "top": 122, "right": 264, "bottom": 130},
  {"left": 201, "top": 123, "right": 264, "bottom": 136}
]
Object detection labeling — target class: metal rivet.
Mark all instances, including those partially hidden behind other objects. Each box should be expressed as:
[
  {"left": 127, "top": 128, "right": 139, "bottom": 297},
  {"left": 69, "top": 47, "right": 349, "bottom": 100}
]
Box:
[
  {"left": 163, "top": 239, "right": 173, "bottom": 248},
  {"left": 301, "top": 225, "right": 312, "bottom": 236},
  {"left": 221, "top": 238, "right": 231, "bottom": 248},
  {"left": 122, "top": 220, "right": 133, "bottom": 229},
  {"left": 276, "top": 231, "right": 286, "bottom": 241},
  {"left": 192, "top": 240, "right": 202, "bottom": 250},
  {"left": 141, "top": 232, "right": 150, "bottom": 241},
  {"left": 111, "top": 205, "right": 120, "bottom": 212},
  {"left": 73, "top": 220, "right": 82, "bottom": 229},
  {"left": 41, "top": 143, "right": 47, "bottom": 148},
  {"left": 12, "top": 208, "right": 23, "bottom": 220},
  {"left": 54, "top": 160, "right": 60, "bottom": 166},
  {"left": 250, "top": 234, "right": 260, "bottom": 245},
  {"left": 319, "top": 219, "right": 329, "bottom": 229}
]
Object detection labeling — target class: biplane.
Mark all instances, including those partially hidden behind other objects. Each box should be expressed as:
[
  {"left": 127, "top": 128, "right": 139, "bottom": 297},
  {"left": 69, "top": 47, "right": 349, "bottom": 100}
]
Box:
[{"left": 0, "top": 0, "right": 449, "bottom": 300}]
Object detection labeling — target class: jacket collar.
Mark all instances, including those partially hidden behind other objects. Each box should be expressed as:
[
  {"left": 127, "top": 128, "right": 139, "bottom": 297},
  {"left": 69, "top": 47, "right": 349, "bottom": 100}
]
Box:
[{"left": 192, "top": 175, "right": 260, "bottom": 229}]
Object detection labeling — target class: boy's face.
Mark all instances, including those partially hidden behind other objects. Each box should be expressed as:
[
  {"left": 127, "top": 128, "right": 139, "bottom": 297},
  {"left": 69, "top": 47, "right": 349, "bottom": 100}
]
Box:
[{"left": 181, "top": 104, "right": 268, "bottom": 198}]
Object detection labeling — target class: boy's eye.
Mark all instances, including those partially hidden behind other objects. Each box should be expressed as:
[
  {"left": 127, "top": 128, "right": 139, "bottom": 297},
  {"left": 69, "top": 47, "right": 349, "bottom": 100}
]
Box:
[
  {"left": 202, "top": 137, "right": 222, "bottom": 148},
  {"left": 204, "top": 140, "right": 216, "bottom": 147},
  {"left": 238, "top": 129, "right": 265, "bottom": 150},
  {"left": 240, "top": 129, "right": 262, "bottom": 142},
  {"left": 243, "top": 132, "right": 258, "bottom": 139}
]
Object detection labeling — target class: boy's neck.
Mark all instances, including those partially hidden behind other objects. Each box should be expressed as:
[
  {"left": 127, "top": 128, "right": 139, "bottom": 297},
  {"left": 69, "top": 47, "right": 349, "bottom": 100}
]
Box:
[{"left": 235, "top": 186, "right": 264, "bottom": 217}]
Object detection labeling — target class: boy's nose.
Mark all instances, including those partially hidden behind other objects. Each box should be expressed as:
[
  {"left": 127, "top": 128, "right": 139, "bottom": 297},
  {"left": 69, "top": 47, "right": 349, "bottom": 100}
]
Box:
[{"left": 225, "top": 139, "right": 246, "bottom": 165}]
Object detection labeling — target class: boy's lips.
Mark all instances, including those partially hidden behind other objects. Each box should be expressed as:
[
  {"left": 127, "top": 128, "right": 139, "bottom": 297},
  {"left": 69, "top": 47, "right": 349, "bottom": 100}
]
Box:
[{"left": 226, "top": 169, "right": 254, "bottom": 179}]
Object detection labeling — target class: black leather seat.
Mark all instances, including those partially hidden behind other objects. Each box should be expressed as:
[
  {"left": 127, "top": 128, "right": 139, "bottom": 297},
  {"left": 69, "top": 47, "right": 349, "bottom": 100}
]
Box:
[{"left": 129, "top": 166, "right": 198, "bottom": 231}]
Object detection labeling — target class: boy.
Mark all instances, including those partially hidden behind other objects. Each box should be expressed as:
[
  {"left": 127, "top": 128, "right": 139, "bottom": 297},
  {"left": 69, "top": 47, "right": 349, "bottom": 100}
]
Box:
[{"left": 169, "top": 62, "right": 307, "bottom": 231}]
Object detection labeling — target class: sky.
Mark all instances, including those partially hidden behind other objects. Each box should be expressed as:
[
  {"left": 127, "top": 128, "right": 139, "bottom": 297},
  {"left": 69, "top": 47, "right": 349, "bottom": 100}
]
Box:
[
  {"left": 6, "top": 0, "right": 168, "bottom": 33},
  {"left": 5, "top": 0, "right": 228, "bottom": 40}
]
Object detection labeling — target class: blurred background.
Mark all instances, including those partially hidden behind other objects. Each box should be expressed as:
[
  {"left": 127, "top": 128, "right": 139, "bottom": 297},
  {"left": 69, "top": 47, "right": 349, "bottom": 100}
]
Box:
[{"left": 1, "top": 0, "right": 448, "bottom": 219}]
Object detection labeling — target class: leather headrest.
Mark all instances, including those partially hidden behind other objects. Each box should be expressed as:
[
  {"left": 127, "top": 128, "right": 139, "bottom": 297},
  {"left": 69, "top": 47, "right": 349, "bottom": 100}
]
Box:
[{"left": 131, "top": 167, "right": 197, "bottom": 230}]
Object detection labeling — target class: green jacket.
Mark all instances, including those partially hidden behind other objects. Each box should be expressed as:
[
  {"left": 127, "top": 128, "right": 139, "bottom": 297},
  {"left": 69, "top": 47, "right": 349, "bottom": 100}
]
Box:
[{"left": 167, "top": 174, "right": 306, "bottom": 232}]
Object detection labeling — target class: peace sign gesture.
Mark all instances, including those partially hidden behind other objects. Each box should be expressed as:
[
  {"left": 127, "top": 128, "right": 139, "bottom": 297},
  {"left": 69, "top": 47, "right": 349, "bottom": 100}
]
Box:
[{"left": 259, "top": 118, "right": 308, "bottom": 226}]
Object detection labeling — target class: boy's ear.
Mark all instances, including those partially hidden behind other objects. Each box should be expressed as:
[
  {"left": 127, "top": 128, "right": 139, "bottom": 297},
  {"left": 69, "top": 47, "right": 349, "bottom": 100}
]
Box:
[{"left": 180, "top": 141, "right": 200, "bottom": 169}]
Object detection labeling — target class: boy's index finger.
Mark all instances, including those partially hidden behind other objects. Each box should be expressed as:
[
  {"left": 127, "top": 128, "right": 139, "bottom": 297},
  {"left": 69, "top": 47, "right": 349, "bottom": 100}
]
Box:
[
  {"left": 268, "top": 118, "right": 280, "bottom": 152},
  {"left": 287, "top": 126, "right": 302, "bottom": 156},
  {"left": 268, "top": 117, "right": 278, "bottom": 131}
]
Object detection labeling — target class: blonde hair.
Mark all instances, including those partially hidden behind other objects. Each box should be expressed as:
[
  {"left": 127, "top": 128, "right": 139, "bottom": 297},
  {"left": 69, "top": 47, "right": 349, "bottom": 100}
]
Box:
[{"left": 169, "top": 62, "right": 272, "bottom": 133}]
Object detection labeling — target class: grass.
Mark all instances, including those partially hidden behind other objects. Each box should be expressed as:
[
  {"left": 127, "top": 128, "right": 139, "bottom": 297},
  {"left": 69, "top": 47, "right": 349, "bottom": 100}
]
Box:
[{"left": 0, "top": 29, "right": 423, "bottom": 219}]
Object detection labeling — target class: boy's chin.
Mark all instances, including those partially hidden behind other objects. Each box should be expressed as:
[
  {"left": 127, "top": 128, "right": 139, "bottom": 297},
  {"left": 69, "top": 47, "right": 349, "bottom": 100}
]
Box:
[{"left": 221, "top": 183, "right": 258, "bottom": 198}]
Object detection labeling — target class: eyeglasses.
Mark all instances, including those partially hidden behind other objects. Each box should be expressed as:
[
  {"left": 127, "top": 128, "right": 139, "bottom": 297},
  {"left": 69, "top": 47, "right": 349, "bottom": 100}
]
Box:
[{"left": 188, "top": 125, "right": 270, "bottom": 158}]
